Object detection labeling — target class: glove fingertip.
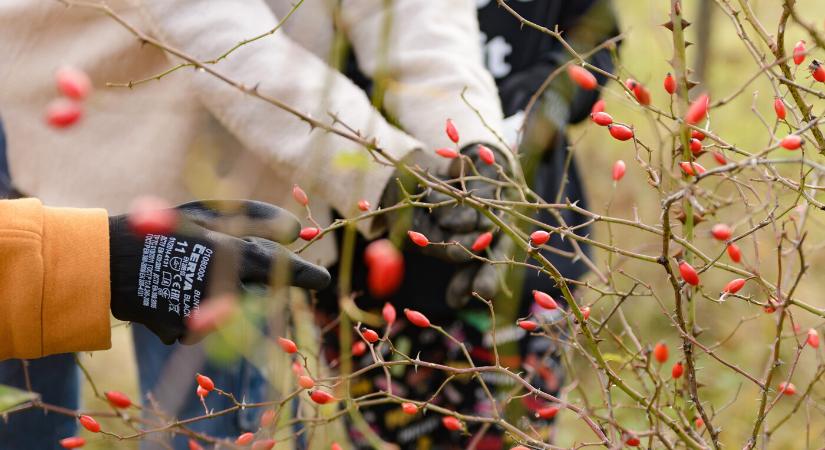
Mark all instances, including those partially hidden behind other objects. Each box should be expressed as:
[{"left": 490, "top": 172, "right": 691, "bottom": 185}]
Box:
[{"left": 292, "top": 263, "right": 332, "bottom": 290}]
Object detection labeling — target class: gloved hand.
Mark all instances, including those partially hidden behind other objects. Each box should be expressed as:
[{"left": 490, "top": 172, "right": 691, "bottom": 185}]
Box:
[
  {"left": 108, "top": 200, "right": 331, "bottom": 344},
  {"left": 437, "top": 144, "right": 518, "bottom": 306},
  {"left": 445, "top": 232, "right": 515, "bottom": 308},
  {"left": 383, "top": 144, "right": 517, "bottom": 306},
  {"left": 382, "top": 144, "right": 511, "bottom": 262}
]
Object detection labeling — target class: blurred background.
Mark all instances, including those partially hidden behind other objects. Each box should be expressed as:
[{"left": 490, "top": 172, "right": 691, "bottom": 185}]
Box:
[{"left": 76, "top": 0, "right": 825, "bottom": 447}]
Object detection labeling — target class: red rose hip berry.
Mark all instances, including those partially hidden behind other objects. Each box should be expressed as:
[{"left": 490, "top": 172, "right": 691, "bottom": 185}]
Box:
[
  {"left": 298, "top": 376, "right": 316, "bottom": 389},
  {"left": 435, "top": 147, "right": 459, "bottom": 159},
  {"left": 236, "top": 432, "right": 255, "bottom": 446},
  {"left": 711, "top": 223, "right": 732, "bottom": 240},
  {"left": 78, "top": 415, "right": 100, "bottom": 433},
  {"left": 196, "top": 374, "right": 215, "bottom": 392},
  {"left": 127, "top": 196, "right": 178, "bottom": 236},
  {"left": 471, "top": 231, "right": 493, "bottom": 252},
  {"left": 383, "top": 302, "right": 397, "bottom": 324},
  {"left": 365, "top": 240, "right": 404, "bottom": 298},
  {"left": 793, "top": 40, "right": 807, "bottom": 65},
  {"left": 59, "top": 437, "right": 86, "bottom": 449},
  {"left": 477, "top": 144, "right": 496, "bottom": 165},
  {"left": 445, "top": 118, "right": 460, "bottom": 144},
  {"left": 778, "top": 382, "right": 796, "bottom": 395},
  {"left": 299, "top": 227, "right": 320, "bottom": 241},
  {"left": 277, "top": 337, "right": 298, "bottom": 354},
  {"left": 591, "top": 111, "right": 613, "bottom": 126},
  {"left": 567, "top": 65, "right": 597, "bottom": 90},
  {"left": 518, "top": 320, "right": 539, "bottom": 331},
  {"left": 407, "top": 230, "right": 429, "bottom": 247},
  {"left": 105, "top": 391, "right": 132, "bottom": 408},
  {"left": 442, "top": 416, "right": 463, "bottom": 431},
  {"left": 608, "top": 124, "right": 633, "bottom": 141},
  {"left": 530, "top": 230, "right": 550, "bottom": 246},
  {"left": 678, "top": 261, "right": 700, "bottom": 286},
  {"left": 679, "top": 161, "right": 706, "bottom": 176},
  {"left": 663, "top": 72, "right": 676, "bottom": 94},
  {"left": 533, "top": 290, "right": 558, "bottom": 310},
  {"left": 810, "top": 61, "right": 825, "bottom": 82},
  {"left": 774, "top": 97, "right": 787, "bottom": 120},
  {"left": 653, "top": 342, "right": 669, "bottom": 363},
  {"left": 310, "top": 390, "right": 335, "bottom": 404},
  {"left": 807, "top": 328, "right": 820, "bottom": 349},
  {"left": 56, "top": 66, "right": 92, "bottom": 100},
  {"left": 45, "top": 98, "right": 83, "bottom": 128},
  {"left": 672, "top": 362, "right": 684, "bottom": 379},
  {"left": 723, "top": 278, "right": 746, "bottom": 294},
  {"left": 292, "top": 184, "right": 309, "bottom": 206},
  {"left": 402, "top": 402, "right": 418, "bottom": 415},
  {"left": 780, "top": 135, "right": 803, "bottom": 150},
  {"left": 727, "top": 243, "right": 742, "bottom": 263},
  {"left": 536, "top": 405, "right": 559, "bottom": 419},
  {"left": 612, "top": 160, "right": 626, "bottom": 181},
  {"left": 685, "top": 94, "right": 709, "bottom": 124},
  {"left": 404, "top": 308, "right": 431, "bottom": 327},
  {"left": 361, "top": 328, "right": 380, "bottom": 343}
]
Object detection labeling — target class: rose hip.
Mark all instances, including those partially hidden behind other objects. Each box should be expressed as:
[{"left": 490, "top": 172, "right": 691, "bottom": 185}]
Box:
[
  {"left": 678, "top": 261, "right": 700, "bottom": 286},
  {"left": 407, "top": 230, "right": 429, "bottom": 247},
  {"left": 567, "top": 65, "right": 597, "bottom": 90},
  {"left": 445, "top": 118, "right": 459, "bottom": 143},
  {"left": 653, "top": 342, "right": 669, "bottom": 363},
  {"left": 404, "top": 308, "right": 431, "bottom": 327},
  {"left": 277, "top": 337, "right": 298, "bottom": 354},
  {"left": 664, "top": 72, "right": 676, "bottom": 94},
  {"left": 105, "top": 391, "right": 132, "bottom": 409},
  {"left": 292, "top": 184, "right": 309, "bottom": 206},
  {"left": 56, "top": 66, "right": 92, "bottom": 100},
  {"left": 471, "top": 231, "right": 493, "bottom": 252},
  {"left": 196, "top": 374, "right": 214, "bottom": 392},
  {"left": 78, "top": 415, "right": 100, "bottom": 433},
  {"left": 533, "top": 290, "right": 558, "bottom": 310}
]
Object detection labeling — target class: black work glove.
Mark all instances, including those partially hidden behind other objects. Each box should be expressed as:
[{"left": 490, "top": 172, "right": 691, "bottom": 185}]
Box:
[
  {"left": 108, "top": 200, "right": 331, "bottom": 344},
  {"left": 382, "top": 144, "right": 510, "bottom": 262},
  {"left": 436, "top": 144, "right": 518, "bottom": 307},
  {"left": 382, "top": 144, "right": 516, "bottom": 307}
]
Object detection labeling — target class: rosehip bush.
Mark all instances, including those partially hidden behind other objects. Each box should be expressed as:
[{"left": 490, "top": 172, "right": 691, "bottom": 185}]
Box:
[{"left": 7, "top": 1, "right": 825, "bottom": 449}]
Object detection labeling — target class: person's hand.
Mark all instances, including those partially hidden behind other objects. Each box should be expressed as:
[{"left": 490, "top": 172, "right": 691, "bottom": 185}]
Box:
[
  {"left": 444, "top": 232, "right": 516, "bottom": 308},
  {"left": 383, "top": 144, "right": 517, "bottom": 306},
  {"left": 437, "top": 144, "right": 521, "bottom": 307},
  {"left": 382, "top": 145, "right": 511, "bottom": 261},
  {"left": 108, "top": 199, "right": 331, "bottom": 344}
]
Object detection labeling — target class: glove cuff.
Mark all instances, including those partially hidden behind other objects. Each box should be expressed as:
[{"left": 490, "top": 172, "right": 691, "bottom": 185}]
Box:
[{"left": 108, "top": 216, "right": 143, "bottom": 323}]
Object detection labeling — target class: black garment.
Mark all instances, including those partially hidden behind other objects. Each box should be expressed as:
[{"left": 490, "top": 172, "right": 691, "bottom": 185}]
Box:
[{"left": 479, "top": 0, "right": 616, "bottom": 119}]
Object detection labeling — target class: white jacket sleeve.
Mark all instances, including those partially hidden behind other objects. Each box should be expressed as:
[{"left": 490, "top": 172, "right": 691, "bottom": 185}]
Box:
[
  {"left": 135, "top": 0, "right": 424, "bottom": 230},
  {"left": 341, "top": 0, "right": 505, "bottom": 150}
]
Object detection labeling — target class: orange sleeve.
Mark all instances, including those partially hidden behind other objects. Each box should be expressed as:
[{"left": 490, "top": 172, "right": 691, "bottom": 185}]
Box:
[{"left": 0, "top": 198, "right": 111, "bottom": 360}]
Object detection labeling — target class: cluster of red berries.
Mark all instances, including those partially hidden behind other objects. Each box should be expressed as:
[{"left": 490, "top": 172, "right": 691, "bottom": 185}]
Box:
[{"left": 46, "top": 66, "right": 91, "bottom": 128}]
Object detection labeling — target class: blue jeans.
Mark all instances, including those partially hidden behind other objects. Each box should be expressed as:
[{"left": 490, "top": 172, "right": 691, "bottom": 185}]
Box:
[
  {"left": 0, "top": 355, "right": 80, "bottom": 450},
  {"left": 131, "top": 325, "right": 268, "bottom": 450},
  {"left": 0, "top": 118, "right": 8, "bottom": 197}
]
